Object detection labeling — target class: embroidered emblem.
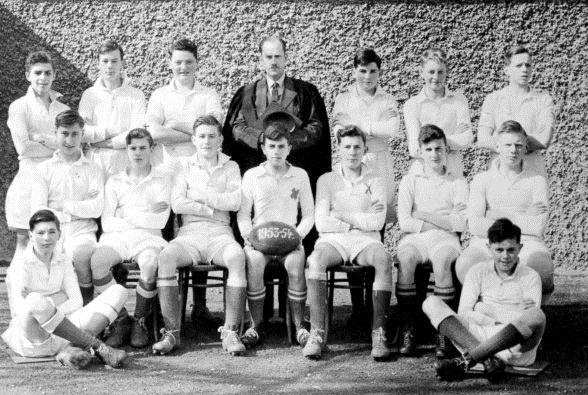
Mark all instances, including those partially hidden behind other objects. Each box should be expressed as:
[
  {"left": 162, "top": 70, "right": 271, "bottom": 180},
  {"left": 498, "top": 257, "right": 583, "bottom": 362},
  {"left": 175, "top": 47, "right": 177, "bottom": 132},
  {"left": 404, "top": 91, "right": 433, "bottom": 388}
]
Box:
[{"left": 290, "top": 188, "right": 300, "bottom": 199}]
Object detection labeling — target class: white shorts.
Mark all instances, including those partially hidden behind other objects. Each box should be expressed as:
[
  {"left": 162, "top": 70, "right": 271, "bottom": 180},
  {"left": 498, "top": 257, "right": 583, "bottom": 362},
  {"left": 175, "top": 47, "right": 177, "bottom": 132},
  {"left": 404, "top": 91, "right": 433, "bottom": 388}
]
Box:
[
  {"left": 457, "top": 315, "right": 538, "bottom": 366},
  {"left": 1, "top": 289, "right": 122, "bottom": 358},
  {"left": 57, "top": 221, "right": 98, "bottom": 258},
  {"left": 316, "top": 232, "right": 381, "bottom": 263},
  {"left": 99, "top": 229, "right": 168, "bottom": 261},
  {"left": 398, "top": 230, "right": 461, "bottom": 263},
  {"left": 171, "top": 222, "right": 238, "bottom": 264},
  {"left": 5, "top": 158, "right": 46, "bottom": 229}
]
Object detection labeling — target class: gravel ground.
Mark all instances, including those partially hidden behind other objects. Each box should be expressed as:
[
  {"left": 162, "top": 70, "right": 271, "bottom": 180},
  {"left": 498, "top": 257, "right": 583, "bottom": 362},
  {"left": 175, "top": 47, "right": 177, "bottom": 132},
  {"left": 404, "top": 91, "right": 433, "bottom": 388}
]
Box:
[{"left": 0, "top": 271, "right": 587, "bottom": 395}]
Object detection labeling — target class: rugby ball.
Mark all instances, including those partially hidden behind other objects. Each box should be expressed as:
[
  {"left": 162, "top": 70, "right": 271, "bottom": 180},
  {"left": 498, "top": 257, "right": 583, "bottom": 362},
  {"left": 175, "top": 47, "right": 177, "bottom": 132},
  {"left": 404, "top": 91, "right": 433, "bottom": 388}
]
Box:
[{"left": 249, "top": 221, "right": 301, "bottom": 255}]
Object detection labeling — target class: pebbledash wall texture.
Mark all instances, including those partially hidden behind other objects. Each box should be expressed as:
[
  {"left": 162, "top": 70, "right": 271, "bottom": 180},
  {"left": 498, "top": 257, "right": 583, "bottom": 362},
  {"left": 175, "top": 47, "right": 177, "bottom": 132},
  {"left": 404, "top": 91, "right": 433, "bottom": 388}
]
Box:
[{"left": 0, "top": 1, "right": 586, "bottom": 269}]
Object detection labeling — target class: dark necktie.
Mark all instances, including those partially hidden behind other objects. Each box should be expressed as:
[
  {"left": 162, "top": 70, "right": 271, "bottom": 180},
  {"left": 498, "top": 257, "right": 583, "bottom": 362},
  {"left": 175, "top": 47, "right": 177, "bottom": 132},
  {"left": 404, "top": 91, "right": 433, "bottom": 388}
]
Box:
[{"left": 271, "top": 82, "right": 281, "bottom": 103}]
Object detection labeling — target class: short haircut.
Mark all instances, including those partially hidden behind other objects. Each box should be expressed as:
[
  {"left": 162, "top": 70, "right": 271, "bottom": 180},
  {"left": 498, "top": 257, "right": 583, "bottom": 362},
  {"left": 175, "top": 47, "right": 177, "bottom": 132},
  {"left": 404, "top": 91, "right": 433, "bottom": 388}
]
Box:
[
  {"left": 25, "top": 50, "right": 55, "bottom": 73},
  {"left": 29, "top": 209, "right": 60, "bottom": 232},
  {"left": 55, "top": 110, "right": 85, "bottom": 129},
  {"left": 336, "top": 125, "right": 366, "bottom": 145},
  {"left": 496, "top": 120, "right": 528, "bottom": 139},
  {"left": 126, "top": 128, "right": 154, "bottom": 147},
  {"left": 169, "top": 38, "right": 198, "bottom": 59},
  {"left": 261, "top": 124, "right": 291, "bottom": 145},
  {"left": 420, "top": 47, "right": 447, "bottom": 67},
  {"left": 418, "top": 124, "right": 447, "bottom": 146},
  {"left": 193, "top": 115, "right": 222, "bottom": 136},
  {"left": 259, "top": 36, "right": 287, "bottom": 55},
  {"left": 353, "top": 48, "right": 381, "bottom": 69},
  {"left": 488, "top": 218, "right": 521, "bottom": 244},
  {"left": 97, "top": 39, "right": 124, "bottom": 60},
  {"left": 504, "top": 44, "right": 531, "bottom": 65}
]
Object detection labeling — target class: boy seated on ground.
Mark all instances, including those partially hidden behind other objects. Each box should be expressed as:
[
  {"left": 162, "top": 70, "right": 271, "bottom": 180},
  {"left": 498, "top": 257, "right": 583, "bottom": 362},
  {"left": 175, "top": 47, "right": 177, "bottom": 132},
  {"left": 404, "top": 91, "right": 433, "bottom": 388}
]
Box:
[
  {"left": 237, "top": 123, "right": 314, "bottom": 348},
  {"left": 156, "top": 115, "right": 247, "bottom": 356},
  {"left": 423, "top": 218, "right": 546, "bottom": 383},
  {"left": 30, "top": 110, "right": 104, "bottom": 306},
  {"left": 304, "top": 126, "right": 392, "bottom": 361},
  {"left": 455, "top": 120, "right": 554, "bottom": 303},
  {"left": 396, "top": 124, "right": 468, "bottom": 358},
  {"left": 1, "top": 210, "right": 127, "bottom": 369},
  {"left": 90, "top": 128, "right": 172, "bottom": 349}
]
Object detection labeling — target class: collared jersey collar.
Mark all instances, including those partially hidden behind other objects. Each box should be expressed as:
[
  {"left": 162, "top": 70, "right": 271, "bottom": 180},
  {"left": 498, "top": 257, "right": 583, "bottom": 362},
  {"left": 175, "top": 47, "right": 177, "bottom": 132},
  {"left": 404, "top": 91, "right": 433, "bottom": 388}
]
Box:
[
  {"left": 266, "top": 73, "right": 286, "bottom": 89},
  {"left": 489, "top": 158, "right": 535, "bottom": 180},
  {"left": 496, "top": 86, "right": 542, "bottom": 102},
  {"left": 116, "top": 165, "right": 166, "bottom": 184},
  {"left": 253, "top": 161, "right": 295, "bottom": 178},
  {"left": 352, "top": 83, "right": 387, "bottom": 100},
  {"left": 168, "top": 78, "right": 203, "bottom": 94},
  {"left": 50, "top": 149, "right": 92, "bottom": 166},
  {"left": 23, "top": 243, "right": 65, "bottom": 267},
  {"left": 188, "top": 151, "right": 231, "bottom": 169},
  {"left": 333, "top": 162, "right": 373, "bottom": 183},
  {"left": 413, "top": 87, "right": 458, "bottom": 103},
  {"left": 412, "top": 163, "right": 457, "bottom": 182},
  {"left": 93, "top": 73, "right": 131, "bottom": 91},
  {"left": 26, "top": 85, "right": 62, "bottom": 104},
  {"left": 491, "top": 259, "right": 523, "bottom": 280}
]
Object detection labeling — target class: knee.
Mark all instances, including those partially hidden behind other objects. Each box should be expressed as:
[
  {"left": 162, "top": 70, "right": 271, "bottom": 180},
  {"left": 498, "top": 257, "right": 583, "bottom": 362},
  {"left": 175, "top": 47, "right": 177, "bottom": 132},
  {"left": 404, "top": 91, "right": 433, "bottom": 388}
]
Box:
[
  {"left": 224, "top": 248, "right": 246, "bottom": 274},
  {"left": 397, "top": 247, "right": 420, "bottom": 274},
  {"left": 525, "top": 252, "right": 554, "bottom": 293},
  {"left": 524, "top": 307, "right": 546, "bottom": 328},
  {"left": 245, "top": 249, "right": 266, "bottom": 282},
  {"left": 157, "top": 248, "right": 178, "bottom": 277},
  {"left": 137, "top": 251, "right": 159, "bottom": 283},
  {"left": 431, "top": 249, "right": 458, "bottom": 277},
  {"left": 24, "top": 292, "right": 54, "bottom": 316},
  {"left": 90, "top": 248, "right": 119, "bottom": 273},
  {"left": 422, "top": 295, "right": 445, "bottom": 317},
  {"left": 455, "top": 248, "right": 485, "bottom": 284},
  {"left": 307, "top": 252, "right": 328, "bottom": 274},
  {"left": 284, "top": 254, "right": 305, "bottom": 281}
]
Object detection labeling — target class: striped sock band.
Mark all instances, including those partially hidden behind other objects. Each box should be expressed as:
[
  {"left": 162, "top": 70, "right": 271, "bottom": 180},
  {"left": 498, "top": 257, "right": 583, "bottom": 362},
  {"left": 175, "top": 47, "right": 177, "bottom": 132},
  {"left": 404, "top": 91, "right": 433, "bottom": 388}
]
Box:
[
  {"left": 247, "top": 288, "right": 265, "bottom": 301},
  {"left": 287, "top": 288, "right": 307, "bottom": 302},
  {"left": 434, "top": 286, "right": 456, "bottom": 302}
]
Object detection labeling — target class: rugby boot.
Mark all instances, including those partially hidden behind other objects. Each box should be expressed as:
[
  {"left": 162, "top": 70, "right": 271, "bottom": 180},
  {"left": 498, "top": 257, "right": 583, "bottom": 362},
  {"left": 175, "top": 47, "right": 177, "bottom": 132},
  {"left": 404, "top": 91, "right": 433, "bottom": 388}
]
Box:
[
  {"left": 434, "top": 354, "right": 471, "bottom": 381},
  {"left": 296, "top": 328, "right": 310, "bottom": 347},
  {"left": 398, "top": 325, "right": 416, "bottom": 356},
  {"left": 56, "top": 346, "right": 93, "bottom": 369},
  {"left": 435, "top": 333, "right": 457, "bottom": 359},
  {"left": 483, "top": 356, "right": 506, "bottom": 383},
  {"left": 93, "top": 342, "right": 128, "bottom": 368},
  {"left": 152, "top": 328, "right": 180, "bottom": 355},
  {"left": 371, "top": 327, "right": 392, "bottom": 361},
  {"left": 103, "top": 310, "right": 132, "bottom": 348},
  {"left": 130, "top": 317, "right": 149, "bottom": 348},
  {"left": 240, "top": 327, "right": 262, "bottom": 348},
  {"left": 302, "top": 329, "right": 325, "bottom": 360},
  {"left": 219, "top": 327, "right": 246, "bottom": 356}
]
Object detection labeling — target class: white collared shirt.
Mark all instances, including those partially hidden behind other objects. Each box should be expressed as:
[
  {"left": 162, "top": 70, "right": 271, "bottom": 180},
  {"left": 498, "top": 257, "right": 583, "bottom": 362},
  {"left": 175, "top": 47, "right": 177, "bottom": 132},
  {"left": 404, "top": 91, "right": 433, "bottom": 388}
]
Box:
[
  {"left": 315, "top": 163, "right": 386, "bottom": 239},
  {"left": 7, "top": 86, "right": 70, "bottom": 160},
  {"left": 266, "top": 74, "right": 286, "bottom": 102},
  {"left": 403, "top": 88, "right": 473, "bottom": 158},
  {"left": 478, "top": 86, "right": 555, "bottom": 145},
  {"left": 5, "top": 244, "right": 82, "bottom": 318},
  {"left": 102, "top": 167, "right": 172, "bottom": 233},
  {"left": 145, "top": 79, "right": 223, "bottom": 157},
  {"left": 397, "top": 167, "right": 468, "bottom": 234},
  {"left": 468, "top": 161, "right": 549, "bottom": 239},
  {"left": 458, "top": 260, "right": 542, "bottom": 325},
  {"left": 78, "top": 76, "right": 146, "bottom": 145},
  {"left": 238, "top": 162, "right": 314, "bottom": 239},
  {"left": 333, "top": 84, "right": 401, "bottom": 153},
  {"left": 172, "top": 152, "right": 241, "bottom": 226},
  {"left": 30, "top": 150, "right": 104, "bottom": 229}
]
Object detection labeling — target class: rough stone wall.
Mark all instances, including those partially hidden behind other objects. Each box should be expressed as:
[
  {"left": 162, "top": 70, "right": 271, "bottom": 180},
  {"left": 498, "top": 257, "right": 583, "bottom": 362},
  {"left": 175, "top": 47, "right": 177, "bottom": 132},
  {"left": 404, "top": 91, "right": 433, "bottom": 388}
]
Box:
[{"left": 0, "top": 1, "right": 586, "bottom": 270}]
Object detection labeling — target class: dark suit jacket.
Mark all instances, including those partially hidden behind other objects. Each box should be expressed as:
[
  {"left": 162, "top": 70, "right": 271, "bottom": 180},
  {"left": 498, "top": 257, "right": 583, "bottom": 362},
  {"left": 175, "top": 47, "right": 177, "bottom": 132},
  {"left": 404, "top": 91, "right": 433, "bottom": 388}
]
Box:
[{"left": 223, "top": 76, "right": 331, "bottom": 190}]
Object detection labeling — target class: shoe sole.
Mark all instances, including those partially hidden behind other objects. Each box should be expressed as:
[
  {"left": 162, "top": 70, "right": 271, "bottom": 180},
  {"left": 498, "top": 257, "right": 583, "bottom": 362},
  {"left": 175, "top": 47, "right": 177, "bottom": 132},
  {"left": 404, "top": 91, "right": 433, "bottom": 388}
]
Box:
[{"left": 304, "top": 354, "right": 322, "bottom": 360}]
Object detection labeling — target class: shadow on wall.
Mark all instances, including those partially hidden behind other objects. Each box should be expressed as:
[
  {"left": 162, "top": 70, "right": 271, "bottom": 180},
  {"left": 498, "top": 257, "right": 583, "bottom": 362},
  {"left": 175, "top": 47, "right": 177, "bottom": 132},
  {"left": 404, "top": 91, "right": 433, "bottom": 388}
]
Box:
[{"left": 0, "top": 4, "right": 92, "bottom": 261}]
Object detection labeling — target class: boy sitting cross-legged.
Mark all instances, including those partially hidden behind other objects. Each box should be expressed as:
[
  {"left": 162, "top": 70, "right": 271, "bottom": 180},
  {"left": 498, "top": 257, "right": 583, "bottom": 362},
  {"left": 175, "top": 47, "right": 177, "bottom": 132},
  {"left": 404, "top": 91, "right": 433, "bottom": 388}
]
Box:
[
  {"left": 237, "top": 121, "right": 315, "bottom": 348},
  {"left": 423, "top": 218, "right": 546, "bottom": 383},
  {"left": 304, "top": 125, "right": 392, "bottom": 361},
  {"left": 396, "top": 124, "right": 468, "bottom": 358}
]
